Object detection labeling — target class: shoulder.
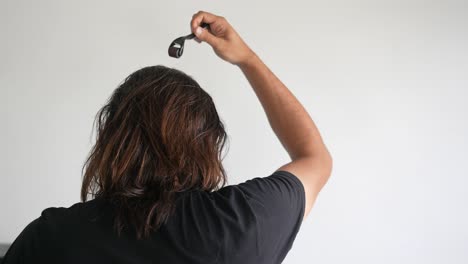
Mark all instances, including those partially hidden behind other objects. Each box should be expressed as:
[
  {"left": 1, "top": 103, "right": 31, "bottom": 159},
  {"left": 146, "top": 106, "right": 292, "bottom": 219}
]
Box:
[
  {"left": 21, "top": 200, "right": 104, "bottom": 242},
  {"left": 2, "top": 199, "right": 106, "bottom": 262},
  {"left": 209, "top": 169, "right": 305, "bottom": 218},
  {"left": 1, "top": 204, "right": 71, "bottom": 262},
  {"left": 40, "top": 198, "right": 109, "bottom": 235},
  {"left": 39, "top": 199, "right": 97, "bottom": 224},
  {"left": 206, "top": 171, "right": 306, "bottom": 262},
  {"left": 214, "top": 170, "right": 305, "bottom": 214}
]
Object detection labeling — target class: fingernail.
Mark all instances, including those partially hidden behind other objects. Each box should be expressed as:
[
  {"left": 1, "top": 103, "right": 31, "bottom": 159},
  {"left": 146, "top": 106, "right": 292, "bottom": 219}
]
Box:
[{"left": 196, "top": 27, "right": 202, "bottom": 36}]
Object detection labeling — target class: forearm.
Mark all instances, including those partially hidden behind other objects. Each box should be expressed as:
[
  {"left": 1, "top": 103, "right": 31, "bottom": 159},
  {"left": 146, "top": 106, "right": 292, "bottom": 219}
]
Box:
[{"left": 237, "top": 53, "right": 330, "bottom": 160}]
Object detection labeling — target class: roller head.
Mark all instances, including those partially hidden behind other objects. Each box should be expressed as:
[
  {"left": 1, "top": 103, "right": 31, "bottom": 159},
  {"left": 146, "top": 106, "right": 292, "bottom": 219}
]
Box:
[
  {"left": 168, "top": 23, "right": 209, "bottom": 58},
  {"left": 168, "top": 46, "right": 183, "bottom": 58},
  {"left": 168, "top": 37, "right": 186, "bottom": 58}
]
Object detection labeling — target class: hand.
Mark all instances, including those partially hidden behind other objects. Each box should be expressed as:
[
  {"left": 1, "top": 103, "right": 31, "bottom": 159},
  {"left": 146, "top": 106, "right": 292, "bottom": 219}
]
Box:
[{"left": 190, "top": 11, "right": 256, "bottom": 66}]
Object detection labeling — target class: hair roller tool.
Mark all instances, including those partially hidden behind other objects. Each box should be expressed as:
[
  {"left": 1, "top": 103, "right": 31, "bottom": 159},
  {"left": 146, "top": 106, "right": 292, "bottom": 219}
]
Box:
[{"left": 168, "top": 22, "right": 210, "bottom": 58}]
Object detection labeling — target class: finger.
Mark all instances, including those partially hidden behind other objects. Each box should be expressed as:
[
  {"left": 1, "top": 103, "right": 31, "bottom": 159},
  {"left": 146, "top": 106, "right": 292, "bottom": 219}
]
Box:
[
  {"left": 191, "top": 11, "right": 219, "bottom": 33},
  {"left": 194, "top": 26, "right": 220, "bottom": 48}
]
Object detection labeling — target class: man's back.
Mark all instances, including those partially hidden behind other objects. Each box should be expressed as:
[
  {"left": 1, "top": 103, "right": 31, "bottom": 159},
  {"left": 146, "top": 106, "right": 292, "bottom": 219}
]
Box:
[{"left": 2, "top": 170, "right": 305, "bottom": 264}]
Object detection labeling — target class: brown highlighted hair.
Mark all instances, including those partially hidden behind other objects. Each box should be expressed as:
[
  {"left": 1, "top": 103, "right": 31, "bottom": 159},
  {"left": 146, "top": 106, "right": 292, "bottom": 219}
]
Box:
[{"left": 81, "top": 65, "right": 229, "bottom": 239}]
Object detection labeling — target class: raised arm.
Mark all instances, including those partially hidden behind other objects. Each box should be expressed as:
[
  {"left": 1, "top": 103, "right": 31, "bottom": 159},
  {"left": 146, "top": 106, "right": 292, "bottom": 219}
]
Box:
[{"left": 191, "top": 11, "right": 333, "bottom": 221}]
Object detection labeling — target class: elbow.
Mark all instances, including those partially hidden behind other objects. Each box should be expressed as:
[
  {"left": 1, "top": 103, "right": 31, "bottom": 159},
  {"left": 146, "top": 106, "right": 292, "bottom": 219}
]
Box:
[
  {"left": 327, "top": 154, "right": 333, "bottom": 178},
  {"left": 322, "top": 150, "right": 333, "bottom": 181}
]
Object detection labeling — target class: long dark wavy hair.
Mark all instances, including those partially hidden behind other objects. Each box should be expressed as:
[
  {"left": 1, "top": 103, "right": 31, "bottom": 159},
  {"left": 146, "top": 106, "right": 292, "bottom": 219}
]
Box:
[{"left": 81, "top": 65, "right": 229, "bottom": 239}]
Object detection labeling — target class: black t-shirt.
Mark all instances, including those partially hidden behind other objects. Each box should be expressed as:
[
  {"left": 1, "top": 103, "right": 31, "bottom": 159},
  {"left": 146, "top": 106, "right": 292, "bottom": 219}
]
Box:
[{"left": 2, "top": 170, "right": 305, "bottom": 264}]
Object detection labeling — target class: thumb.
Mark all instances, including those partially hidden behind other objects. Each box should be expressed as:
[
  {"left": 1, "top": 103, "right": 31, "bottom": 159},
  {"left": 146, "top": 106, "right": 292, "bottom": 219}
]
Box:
[{"left": 195, "top": 26, "right": 220, "bottom": 48}]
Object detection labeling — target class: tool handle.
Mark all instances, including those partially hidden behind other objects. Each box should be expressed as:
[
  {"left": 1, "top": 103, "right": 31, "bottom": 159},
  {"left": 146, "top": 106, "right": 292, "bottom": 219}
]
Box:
[{"left": 184, "top": 22, "right": 210, "bottom": 40}]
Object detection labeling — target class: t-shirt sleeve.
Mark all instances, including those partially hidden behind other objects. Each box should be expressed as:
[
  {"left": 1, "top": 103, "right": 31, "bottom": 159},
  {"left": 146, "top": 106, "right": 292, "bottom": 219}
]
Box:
[
  {"left": 2, "top": 209, "right": 61, "bottom": 263},
  {"left": 211, "top": 170, "right": 306, "bottom": 263},
  {"left": 1, "top": 217, "right": 43, "bottom": 263}
]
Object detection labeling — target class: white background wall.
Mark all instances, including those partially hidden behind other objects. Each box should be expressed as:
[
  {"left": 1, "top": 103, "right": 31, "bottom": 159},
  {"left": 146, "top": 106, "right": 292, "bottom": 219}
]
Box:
[{"left": 1, "top": 0, "right": 467, "bottom": 263}]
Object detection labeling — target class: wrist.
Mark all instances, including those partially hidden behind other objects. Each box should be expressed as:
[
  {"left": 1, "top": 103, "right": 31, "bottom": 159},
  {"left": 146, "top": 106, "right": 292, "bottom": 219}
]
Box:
[{"left": 237, "top": 50, "right": 259, "bottom": 69}]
